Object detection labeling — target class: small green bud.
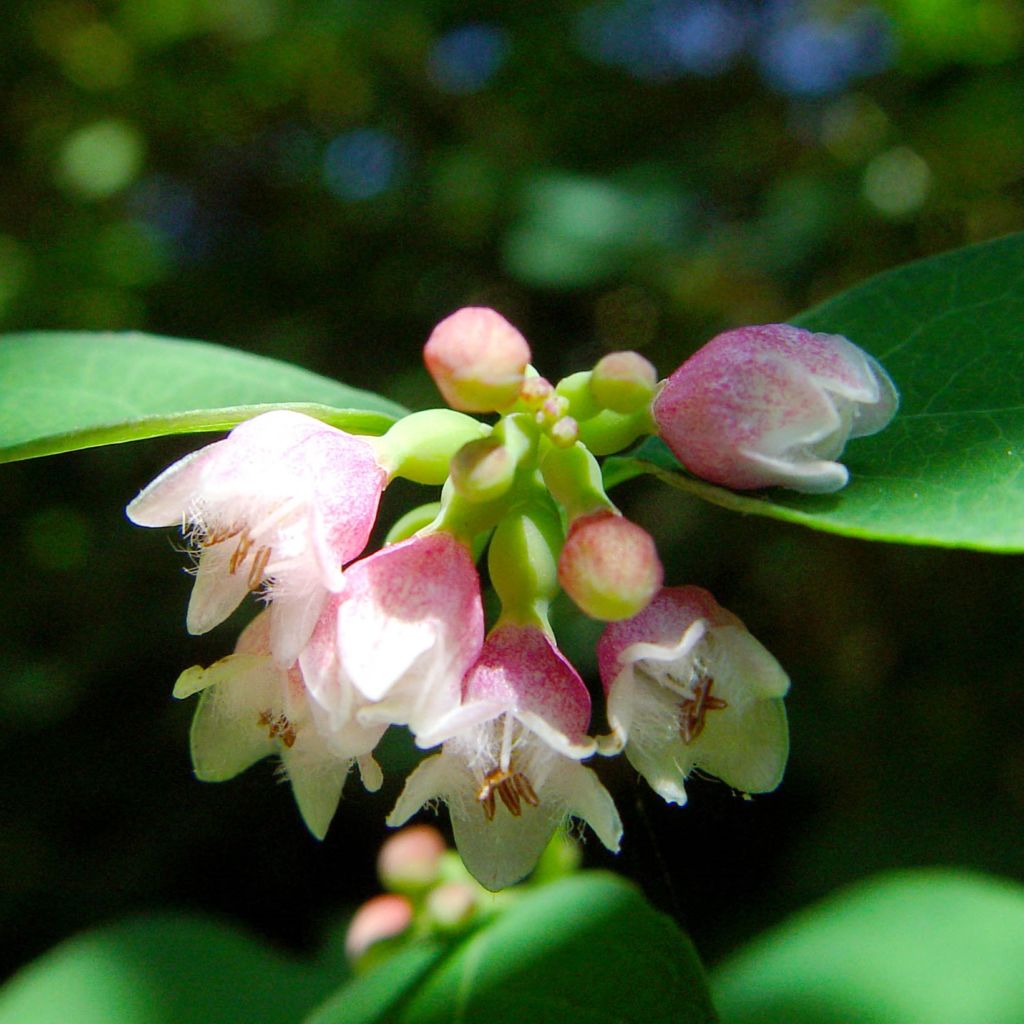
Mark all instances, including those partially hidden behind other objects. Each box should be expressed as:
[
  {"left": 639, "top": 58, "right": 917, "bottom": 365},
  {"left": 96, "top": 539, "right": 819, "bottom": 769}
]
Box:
[
  {"left": 450, "top": 437, "right": 515, "bottom": 504},
  {"left": 377, "top": 409, "right": 490, "bottom": 485},
  {"left": 590, "top": 351, "right": 658, "bottom": 413},
  {"left": 488, "top": 498, "right": 564, "bottom": 617}
]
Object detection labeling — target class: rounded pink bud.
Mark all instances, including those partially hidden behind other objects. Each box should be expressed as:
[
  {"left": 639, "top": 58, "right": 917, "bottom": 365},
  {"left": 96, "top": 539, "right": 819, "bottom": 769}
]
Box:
[
  {"left": 425, "top": 881, "right": 478, "bottom": 931},
  {"left": 377, "top": 824, "right": 447, "bottom": 893},
  {"left": 653, "top": 324, "right": 898, "bottom": 494},
  {"left": 558, "top": 511, "right": 663, "bottom": 621},
  {"left": 590, "top": 351, "right": 658, "bottom": 413},
  {"left": 424, "top": 307, "right": 532, "bottom": 412},
  {"left": 344, "top": 893, "right": 413, "bottom": 961}
]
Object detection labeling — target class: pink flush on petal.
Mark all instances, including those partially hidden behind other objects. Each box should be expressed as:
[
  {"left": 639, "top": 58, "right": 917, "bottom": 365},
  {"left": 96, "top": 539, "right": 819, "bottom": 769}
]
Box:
[
  {"left": 461, "top": 623, "right": 593, "bottom": 753},
  {"left": 126, "top": 410, "right": 387, "bottom": 662},
  {"left": 652, "top": 324, "right": 899, "bottom": 493},
  {"left": 387, "top": 622, "right": 621, "bottom": 891},
  {"left": 313, "top": 531, "right": 485, "bottom": 741}
]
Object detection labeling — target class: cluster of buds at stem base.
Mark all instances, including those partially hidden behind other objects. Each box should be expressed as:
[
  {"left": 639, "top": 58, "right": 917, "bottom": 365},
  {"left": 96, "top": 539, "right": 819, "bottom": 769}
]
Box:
[{"left": 128, "top": 307, "right": 896, "bottom": 890}]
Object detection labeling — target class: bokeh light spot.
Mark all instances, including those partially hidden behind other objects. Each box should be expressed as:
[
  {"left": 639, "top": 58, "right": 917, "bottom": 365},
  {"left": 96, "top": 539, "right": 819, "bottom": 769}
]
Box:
[
  {"left": 863, "top": 146, "right": 931, "bottom": 217},
  {"left": 324, "top": 129, "right": 407, "bottom": 201},
  {"left": 428, "top": 23, "right": 509, "bottom": 94},
  {"left": 58, "top": 119, "right": 145, "bottom": 199},
  {"left": 59, "top": 22, "right": 134, "bottom": 91}
]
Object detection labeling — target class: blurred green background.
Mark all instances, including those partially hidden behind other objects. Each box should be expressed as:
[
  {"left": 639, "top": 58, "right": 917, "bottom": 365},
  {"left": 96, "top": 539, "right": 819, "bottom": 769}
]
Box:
[{"left": 2, "top": 0, "right": 1024, "bottom": 982}]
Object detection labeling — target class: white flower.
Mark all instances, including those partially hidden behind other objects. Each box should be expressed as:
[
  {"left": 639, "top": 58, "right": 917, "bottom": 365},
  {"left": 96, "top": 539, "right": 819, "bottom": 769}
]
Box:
[
  {"left": 388, "top": 623, "right": 621, "bottom": 891},
  {"left": 174, "top": 610, "right": 384, "bottom": 839},
  {"left": 127, "top": 410, "right": 388, "bottom": 664},
  {"left": 598, "top": 587, "right": 789, "bottom": 805}
]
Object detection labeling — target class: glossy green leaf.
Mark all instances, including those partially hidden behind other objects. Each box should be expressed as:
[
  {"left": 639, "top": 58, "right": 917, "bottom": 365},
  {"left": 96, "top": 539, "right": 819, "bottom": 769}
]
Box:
[
  {"left": 0, "top": 915, "right": 348, "bottom": 1024},
  {"left": 306, "top": 872, "right": 714, "bottom": 1024},
  {"left": 713, "top": 869, "right": 1024, "bottom": 1024},
  {"left": 606, "top": 232, "right": 1024, "bottom": 550},
  {"left": 0, "top": 332, "right": 407, "bottom": 463}
]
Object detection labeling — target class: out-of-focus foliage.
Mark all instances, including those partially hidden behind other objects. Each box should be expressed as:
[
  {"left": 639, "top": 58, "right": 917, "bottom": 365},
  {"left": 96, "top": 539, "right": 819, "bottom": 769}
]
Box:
[
  {"left": 3, "top": 0, "right": 1024, "bottom": 998},
  {"left": 714, "top": 869, "right": 1024, "bottom": 1024}
]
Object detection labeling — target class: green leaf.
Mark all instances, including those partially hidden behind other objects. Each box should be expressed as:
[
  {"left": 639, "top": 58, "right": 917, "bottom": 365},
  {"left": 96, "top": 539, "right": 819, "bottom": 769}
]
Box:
[
  {"left": 713, "top": 869, "right": 1024, "bottom": 1024},
  {"left": 606, "top": 232, "right": 1024, "bottom": 550},
  {"left": 0, "top": 914, "right": 348, "bottom": 1024},
  {"left": 0, "top": 332, "right": 407, "bottom": 463},
  {"left": 306, "top": 872, "right": 715, "bottom": 1024}
]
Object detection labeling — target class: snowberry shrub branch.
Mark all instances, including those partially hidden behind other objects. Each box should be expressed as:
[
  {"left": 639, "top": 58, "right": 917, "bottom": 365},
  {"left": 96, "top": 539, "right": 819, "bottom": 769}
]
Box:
[{"left": 128, "top": 307, "right": 898, "bottom": 890}]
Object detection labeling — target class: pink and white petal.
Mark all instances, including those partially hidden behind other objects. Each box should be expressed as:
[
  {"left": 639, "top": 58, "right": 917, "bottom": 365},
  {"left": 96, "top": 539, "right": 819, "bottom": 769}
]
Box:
[
  {"left": 463, "top": 624, "right": 592, "bottom": 747},
  {"left": 410, "top": 698, "right": 505, "bottom": 751},
  {"left": 268, "top": 584, "right": 329, "bottom": 668},
  {"left": 338, "top": 534, "right": 483, "bottom": 702},
  {"left": 281, "top": 748, "right": 350, "bottom": 840},
  {"left": 738, "top": 449, "right": 849, "bottom": 494},
  {"left": 849, "top": 354, "right": 900, "bottom": 438},
  {"left": 125, "top": 445, "right": 219, "bottom": 527},
  {"left": 186, "top": 543, "right": 253, "bottom": 635}
]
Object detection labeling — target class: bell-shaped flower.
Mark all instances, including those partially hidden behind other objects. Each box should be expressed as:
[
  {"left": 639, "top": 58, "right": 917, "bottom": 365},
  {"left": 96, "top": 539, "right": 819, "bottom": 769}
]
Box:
[
  {"left": 300, "top": 531, "right": 485, "bottom": 742},
  {"left": 127, "top": 410, "right": 388, "bottom": 664},
  {"left": 597, "top": 586, "right": 789, "bottom": 806},
  {"left": 173, "top": 610, "right": 385, "bottom": 839},
  {"left": 652, "top": 324, "right": 898, "bottom": 493},
  {"left": 388, "top": 622, "right": 622, "bottom": 891}
]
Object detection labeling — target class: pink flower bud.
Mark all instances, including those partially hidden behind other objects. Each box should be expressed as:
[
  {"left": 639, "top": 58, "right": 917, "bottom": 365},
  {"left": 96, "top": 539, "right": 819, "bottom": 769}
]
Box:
[
  {"left": 424, "top": 307, "right": 532, "bottom": 413},
  {"left": 425, "top": 882, "right": 478, "bottom": 930},
  {"left": 558, "top": 511, "right": 663, "bottom": 621},
  {"left": 590, "top": 351, "right": 658, "bottom": 413},
  {"left": 652, "top": 324, "right": 898, "bottom": 493},
  {"left": 344, "top": 894, "right": 413, "bottom": 961},
  {"left": 377, "top": 824, "right": 447, "bottom": 892}
]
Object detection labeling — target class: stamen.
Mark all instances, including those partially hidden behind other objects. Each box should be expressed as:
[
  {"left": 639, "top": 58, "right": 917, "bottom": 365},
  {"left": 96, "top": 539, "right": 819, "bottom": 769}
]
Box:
[
  {"left": 514, "top": 772, "right": 540, "bottom": 807},
  {"left": 248, "top": 546, "right": 272, "bottom": 590},
  {"left": 258, "top": 709, "right": 297, "bottom": 748},
  {"left": 678, "top": 676, "right": 728, "bottom": 744},
  {"left": 477, "top": 767, "right": 539, "bottom": 819},
  {"left": 229, "top": 531, "right": 253, "bottom": 574},
  {"left": 204, "top": 525, "right": 243, "bottom": 547}
]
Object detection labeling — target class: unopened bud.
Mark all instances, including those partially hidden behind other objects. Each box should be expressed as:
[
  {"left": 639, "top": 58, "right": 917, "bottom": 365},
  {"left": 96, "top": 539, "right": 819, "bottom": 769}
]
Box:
[
  {"left": 549, "top": 416, "right": 579, "bottom": 447},
  {"left": 450, "top": 437, "right": 516, "bottom": 504},
  {"left": 425, "top": 881, "right": 478, "bottom": 931},
  {"left": 424, "top": 307, "right": 531, "bottom": 413},
  {"left": 558, "top": 511, "right": 663, "bottom": 621},
  {"left": 344, "top": 894, "right": 413, "bottom": 961},
  {"left": 590, "top": 351, "right": 658, "bottom": 413},
  {"left": 377, "top": 824, "right": 447, "bottom": 893}
]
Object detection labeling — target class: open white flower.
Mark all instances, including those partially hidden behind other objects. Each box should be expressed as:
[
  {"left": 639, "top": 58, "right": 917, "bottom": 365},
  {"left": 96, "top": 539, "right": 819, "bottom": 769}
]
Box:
[
  {"left": 388, "top": 623, "right": 621, "bottom": 891},
  {"left": 174, "top": 610, "right": 384, "bottom": 839},
  {"left": 127, "top": 410, "right": 388, "bottom": 664},
  {"left": 597, "top": 586, "right": 789, "bottom": 806}
]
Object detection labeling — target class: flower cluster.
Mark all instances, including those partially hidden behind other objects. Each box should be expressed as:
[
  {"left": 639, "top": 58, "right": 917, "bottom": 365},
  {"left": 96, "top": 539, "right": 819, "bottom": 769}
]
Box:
[{"left": 128, "top": 311, "right": 897, "bottom": 890}]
